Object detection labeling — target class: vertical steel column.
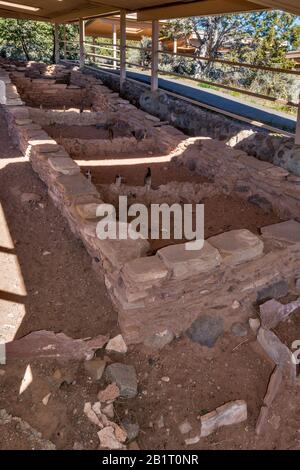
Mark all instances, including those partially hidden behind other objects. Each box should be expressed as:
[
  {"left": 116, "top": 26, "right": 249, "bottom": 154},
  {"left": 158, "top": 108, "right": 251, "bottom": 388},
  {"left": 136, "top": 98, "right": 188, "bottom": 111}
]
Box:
[
  {"left": 151, "top": 20, "right": 159, "bottom": 93},
  {"left": 79, "top": 18, "right": 85, "bottom": 69},
  {"left": 113, "top": 23, "right": 118, "bottom": 70},
  {"left": 120, "top": 10, "right": 126, "bottom": 90}
]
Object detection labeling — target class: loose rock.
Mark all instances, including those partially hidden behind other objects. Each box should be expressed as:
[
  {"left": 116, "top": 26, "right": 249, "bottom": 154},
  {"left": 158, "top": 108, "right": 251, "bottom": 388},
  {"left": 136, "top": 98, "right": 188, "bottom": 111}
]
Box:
[
  {"left": 98, "top": 383, "right": 120, "bottom": 403},
  {"left": 102, "top": 404, "right": 114, "bottom": 419},
  {"left": 179, "top": 419, "right": 192, "bottom": 435},
  {"left": 98, "top": 426, "right": 125, "bottom": 450},
  {"left": 84, "top": 358, "right": 106, "bottom": 381},
  {"left": 143, "top": 329, "right": 174, "bottom": 350},
  {"left": 105, "top": 335, "right": 128, "bottom": 354},
  {"left": 186, "top": 314, "right": 224, "bottom": 348},
  {"left": 259, "top": 297, "right": 300, "bottom": 330},
  {"left": 231, "top": 322, "right": 248, "bottom": 337},
  {"left": 200, "top": 400, "right": 247, "bottom": 437},
  {"left": 105, "top": 363, "right": 138, "bottom": 398},
  {"left": 185, "top": 435, "right": 200, "bottom": 446},
  {"left": 257, "top": 328, "right": 296, "bottom": 383},
  {"left": 249, "top": 318, "right": 260, "bottom": 334},
  {"left": 121, "top": 418, "right": 140, "bottom": 442}
]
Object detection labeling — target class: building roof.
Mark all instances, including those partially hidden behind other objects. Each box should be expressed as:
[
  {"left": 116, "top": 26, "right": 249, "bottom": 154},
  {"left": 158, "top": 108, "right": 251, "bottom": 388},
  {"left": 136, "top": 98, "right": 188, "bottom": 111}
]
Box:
[{"left": 0, "top": 1, "right": 298, "bottom": 23}]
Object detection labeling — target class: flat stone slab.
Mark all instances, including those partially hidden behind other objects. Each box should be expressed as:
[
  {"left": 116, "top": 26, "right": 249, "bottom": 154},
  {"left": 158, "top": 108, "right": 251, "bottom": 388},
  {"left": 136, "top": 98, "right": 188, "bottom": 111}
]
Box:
[
  {"left": 261, "top": 220, "right": 300, "bottom": 244},
  {"left": 105, "top": 363, "right": 138, "bottom": 398},
  {"left": 96, "top": 237, "right": 150, "bottom": 270},
  {"left": 257, "top": 328, "right": 296, "bottom": 383},
  {"left": 48, "top": 156, "right": 80, "bottom": 176},
  {"left": 158, "top": 241, "right": 221, "bottom": 279},
  {"left": 208, "top": 229, "right": 264, "bottom": 266},
  {"left": 123, "top": 255, "right": 169, "bottom": 284},
  {"left": 186, "top": 314, "right": 224, "bottom": 348},
  {"left": 200, "top": 400, "right": 247, "bottom": 437},
  {"left": 55, "top": 174, "right": 99, "bottom": 198}
]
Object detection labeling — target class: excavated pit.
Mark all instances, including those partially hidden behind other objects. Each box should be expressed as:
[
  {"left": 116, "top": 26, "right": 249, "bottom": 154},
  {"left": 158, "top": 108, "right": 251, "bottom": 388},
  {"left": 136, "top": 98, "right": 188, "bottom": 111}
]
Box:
[{"left": 5, "top": 61, "right": 300, "bottom": 346}]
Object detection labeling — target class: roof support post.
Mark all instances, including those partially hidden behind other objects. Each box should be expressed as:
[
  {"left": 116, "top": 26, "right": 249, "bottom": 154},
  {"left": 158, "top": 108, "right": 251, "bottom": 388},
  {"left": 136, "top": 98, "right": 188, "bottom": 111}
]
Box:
[
  {"left": 54, "top": 23, "right": 60, "bottom": 64},
  {"left": 151, "top": 19, "right": 159, "bottom": 93},
  {"left": 173, "top": 36, "right": 178, "bottom": 54},
  {"left": 296, "top": 97, "right": 300, "bottom": 146},
  {"left": 79, "top": 18, "right": 85, "bottom": 69},
  {"left": 120, "top": 10, "right": 126, "bottom": 91},
  {"left": 112, "top": 23, "right": 118, "bottom": 70}
]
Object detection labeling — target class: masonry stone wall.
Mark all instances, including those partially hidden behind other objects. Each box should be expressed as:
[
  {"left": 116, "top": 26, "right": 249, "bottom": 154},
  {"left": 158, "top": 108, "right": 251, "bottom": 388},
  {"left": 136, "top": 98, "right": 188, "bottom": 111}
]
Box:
[
  {"left": 2, "top": 60, "right": 300, "bottom": 346},
  {"left": 79, "top": 66, "right": 300, "bottom": 176}
]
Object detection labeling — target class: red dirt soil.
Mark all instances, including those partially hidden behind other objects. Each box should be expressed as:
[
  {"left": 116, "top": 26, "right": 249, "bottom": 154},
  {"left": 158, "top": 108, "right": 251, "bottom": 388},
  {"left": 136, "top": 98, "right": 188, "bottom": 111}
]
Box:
[{"left": 0, "top": 109, "right": 300, "bottom": 451}]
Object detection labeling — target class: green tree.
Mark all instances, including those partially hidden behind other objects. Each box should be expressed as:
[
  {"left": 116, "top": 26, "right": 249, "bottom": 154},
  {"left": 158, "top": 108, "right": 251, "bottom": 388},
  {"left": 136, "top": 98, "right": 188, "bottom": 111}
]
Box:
[{"left": 0, "top": 19, "right": 79, "bottom": 62}]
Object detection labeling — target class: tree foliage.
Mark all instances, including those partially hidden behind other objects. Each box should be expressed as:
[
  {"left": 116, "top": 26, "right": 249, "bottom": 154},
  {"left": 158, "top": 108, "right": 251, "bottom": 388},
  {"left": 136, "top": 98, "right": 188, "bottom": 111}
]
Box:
[
  {"left": 0, "top": 19, "right": 79, "bottom": 62},
  {"left": 160, "top": 11, "right": 300, "bottom": 101}
]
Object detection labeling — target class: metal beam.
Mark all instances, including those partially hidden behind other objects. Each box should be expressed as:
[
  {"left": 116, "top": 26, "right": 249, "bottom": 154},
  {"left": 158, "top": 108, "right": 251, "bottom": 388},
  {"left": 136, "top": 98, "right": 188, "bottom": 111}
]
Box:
[
  {"left": 52, "top": 6, "right": 119, "bottom": 23},
  {"left": 151, "top": 20, "right": 159, "bottom": 93},
  {"left": 120, "top": 10, "right": 126, "bottom": 91},
  {"left": 137, "top": 0, "right": 268, "bottom": 21},
  {"left": 0, "top": 8, "right": 48, "bottom": 21}
]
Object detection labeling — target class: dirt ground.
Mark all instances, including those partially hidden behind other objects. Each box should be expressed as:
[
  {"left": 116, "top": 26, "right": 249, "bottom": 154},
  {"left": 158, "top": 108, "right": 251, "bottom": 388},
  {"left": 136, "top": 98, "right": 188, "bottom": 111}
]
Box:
[{"left": 1, "top": 108, "right": 300, "bottom": 451}]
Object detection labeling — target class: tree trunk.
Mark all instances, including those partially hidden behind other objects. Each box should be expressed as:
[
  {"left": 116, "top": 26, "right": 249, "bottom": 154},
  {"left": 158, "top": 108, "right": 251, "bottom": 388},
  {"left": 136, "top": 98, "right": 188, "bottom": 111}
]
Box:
[{"left": 17, "top": 22, "right": 31, "bottom": 61}]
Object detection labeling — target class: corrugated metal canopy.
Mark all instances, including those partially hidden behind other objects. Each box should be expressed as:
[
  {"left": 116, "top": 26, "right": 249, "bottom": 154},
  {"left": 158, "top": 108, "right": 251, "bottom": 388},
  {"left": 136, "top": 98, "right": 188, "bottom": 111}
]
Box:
[{"left": 0, "top": 0, "right": 298, "bottom": 23}]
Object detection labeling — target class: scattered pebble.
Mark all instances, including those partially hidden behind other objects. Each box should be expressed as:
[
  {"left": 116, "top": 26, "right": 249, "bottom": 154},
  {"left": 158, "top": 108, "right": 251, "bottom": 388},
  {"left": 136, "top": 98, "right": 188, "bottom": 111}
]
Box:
[
  {"left": 161, "top": 376, "right": 170, "bottom": 383},
  {"left": 185, "top": 435, "right": 200, "bottom": 446},
  {"left": 178, "top": 419, "right": 192, "bottom": 435},
  {"left": 42, "top": 393, "right": 51, "bottom": 406}
]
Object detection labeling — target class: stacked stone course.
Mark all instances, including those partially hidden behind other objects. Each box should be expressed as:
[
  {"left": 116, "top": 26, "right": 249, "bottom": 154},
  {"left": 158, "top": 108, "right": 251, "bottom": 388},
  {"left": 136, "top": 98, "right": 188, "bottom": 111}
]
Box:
[{"left": 1, "top": 61, "right": 300, "bottom": 345}]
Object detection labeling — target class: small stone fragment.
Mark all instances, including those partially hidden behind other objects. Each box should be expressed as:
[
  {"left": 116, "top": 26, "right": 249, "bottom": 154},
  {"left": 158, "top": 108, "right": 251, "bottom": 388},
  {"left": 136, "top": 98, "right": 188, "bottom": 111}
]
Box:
[
  {"left": 105, "top": 363, "right": 138, "bottom": 398},
  {"left": 231, "top": 322, "right": 248, "bottom": 337},
  {"left": 42, "top": 393, "right": 51, "bottom": 406},
  {"left": 249, "top": 318, "right": 260, "bottom": 334},
  {"left": 98, "top": 426, "right": 125, "bottom": 450},
  {"left": 97, "top": 383, "right": 120, "bottom": 403},
  {"left": 84, "top": 358, "right": 106, "bottom": 381},
  {"left": 257, "top": 328, "right": 296, "bottom": 383},
  {"left": 143, "top": 329, "right": 174, "bottom": 350},
  {"left": 105, "top": 335, "right": 128, "bottom": 354},
  {"left": 257, "top": 280, "right": 288, "bottom": 302},
  {"left": 83, "top": 402, "right": 102, "bottom": 428},
  {"left": 200, "top": 400, "right": 247, "bottom": 437},
  {"left": 121, "top": 418, "right": 140, "bottom": 442},
  {"left": 263, "top": 366, "right": 283, "bottom": 407},
  {"left": 179, "top": 419, "right": 192, "bottom": 435},
  {"left": 156, "top": 415, "right": 165, "bottom": 429},
  {"left": 259, "top": 297, "right": 300, "bottom": 330},
  {"left": 102, "top": 403, "right": 114, "bottom": 419},
  {"left": 255, "top": 406, "right": 269, "bottom": 435},
  {"left": 185, "top": 435, "right": 200, "bottom": 446}
]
